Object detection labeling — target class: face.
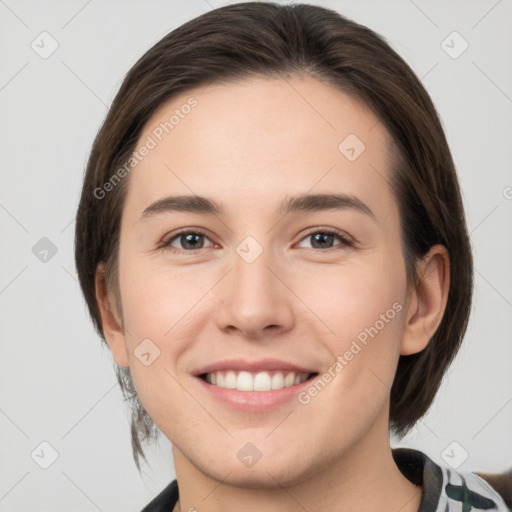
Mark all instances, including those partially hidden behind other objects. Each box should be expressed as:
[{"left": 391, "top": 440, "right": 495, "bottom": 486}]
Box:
[{"left": 106, "top": 75, "right": 417, "bottom": 486}]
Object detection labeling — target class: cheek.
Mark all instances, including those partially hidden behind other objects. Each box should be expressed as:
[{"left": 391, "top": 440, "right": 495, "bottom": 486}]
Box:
[
  {"left": 300, "top": 256, "right": 407, "bottom": 396},
  {"left": 116, "top": 258, "right": 215, "bottom": 422},
  {"left": 302, "top": 257, "right": 406, "bottom": 342},
  {"left": 295, "top": 269, "right": 406, "bottom": 438},
  {"left": 118, "top": 275, "right": 194, "bottom": 436},
  {"left": 118, "top": 255, "right": 208, "bottom": 344}
]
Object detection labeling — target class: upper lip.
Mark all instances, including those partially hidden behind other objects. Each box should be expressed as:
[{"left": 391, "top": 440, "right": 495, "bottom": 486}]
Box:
[{"left": 194, "top": 358, "right": 318, "bottom": 376}]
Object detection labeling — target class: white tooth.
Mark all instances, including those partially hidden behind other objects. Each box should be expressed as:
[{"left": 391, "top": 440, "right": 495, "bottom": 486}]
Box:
[
  {"left": 254, "top": 371, "right": 272, "bottom": 391},
  {"left": 211, "top": 370, "right": 307, "bottom": 391},
  {"left": 237, "top": 371, "right": 254, "bottom": 391},
  {"left": 225, "top": 371, "right": 237, "bottom": 389},
  {"left": 271, "top": 372, "right": 284, "bottom": 390},
  {"left": 284, "top": 373, "right": 295, "bottom": 387}
]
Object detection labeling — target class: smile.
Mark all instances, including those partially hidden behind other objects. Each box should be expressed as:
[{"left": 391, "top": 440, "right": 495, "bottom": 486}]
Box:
[{"left": 202, "top": 370, "right": 314, "bottom": 391}]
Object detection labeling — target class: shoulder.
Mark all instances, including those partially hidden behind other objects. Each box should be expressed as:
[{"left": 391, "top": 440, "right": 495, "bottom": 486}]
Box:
[
  {"left": 140, "top": 480, "right": 179, "bottom": 512},
  {"left": 393, "top": 448, "right": 510, "bottom": 512}
]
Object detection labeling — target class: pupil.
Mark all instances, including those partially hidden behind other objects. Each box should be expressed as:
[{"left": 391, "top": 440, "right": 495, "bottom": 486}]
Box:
[
  {"left": 183, "top": 234, "right": 203, "bottom": 249},
  {"left": 312, "top": 233, "right": 333, "bottom": 248}
]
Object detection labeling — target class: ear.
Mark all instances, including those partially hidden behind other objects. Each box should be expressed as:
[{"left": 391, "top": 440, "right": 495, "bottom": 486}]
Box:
[
  {"left": 95, "top": 264, "right": 130, "bottom": 367},
  {"left": 400, "top": 244, "right": 450, "bottom": 356}
]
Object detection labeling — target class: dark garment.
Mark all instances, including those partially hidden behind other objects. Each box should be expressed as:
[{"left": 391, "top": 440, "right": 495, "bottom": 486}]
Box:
[
  {"left": 141, "top": 448, "right": 508, "bottom": 511},
  {"left": 141, "top": 479, "right": 178, "bottom": 512}
]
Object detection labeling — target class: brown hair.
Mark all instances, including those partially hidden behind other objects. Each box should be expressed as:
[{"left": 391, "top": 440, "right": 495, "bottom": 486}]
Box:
[{"left": 74, "top": 2, "right": 473, "bottom": 467}]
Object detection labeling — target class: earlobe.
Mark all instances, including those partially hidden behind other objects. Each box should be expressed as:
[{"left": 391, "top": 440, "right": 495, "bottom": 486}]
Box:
[
  {"left": 94, "top": 264, "right": 130, "bottom": 367},
  {"left": 400, "top": 245, "right": 450, "bottom": 356}
]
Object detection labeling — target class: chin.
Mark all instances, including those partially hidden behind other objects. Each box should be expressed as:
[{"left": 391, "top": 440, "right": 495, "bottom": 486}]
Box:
[
  {"left": 206, "top": 460, "right": 309, "bottom": 490},
  {"left": 185, "top": 440, "right": 327, "bottom": 491}
]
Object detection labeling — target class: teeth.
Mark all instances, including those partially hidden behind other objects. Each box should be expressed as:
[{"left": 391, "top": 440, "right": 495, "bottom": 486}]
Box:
[
  {"left": 205, "top": 370, "right": 311, "bottom": 391},
  {"left": 253, "top": 371, "right": 271, "bottom": 391},
  {"left": 284, "top": 373, "right": 295, "bottom": 387},
  {"left": 271, "top": 372, "right": 284, "bottom": 389},
  {"left": 225, "top": 371, "right": 237, "bottom": 389},
  {"left": 237, "top": 371, "right": 254, "bottom": 391}
]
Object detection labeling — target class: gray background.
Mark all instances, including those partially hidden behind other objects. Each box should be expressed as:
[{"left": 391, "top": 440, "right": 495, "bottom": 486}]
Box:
[{"left": 0, "top": 0, "right": 511, "bottom": 510}]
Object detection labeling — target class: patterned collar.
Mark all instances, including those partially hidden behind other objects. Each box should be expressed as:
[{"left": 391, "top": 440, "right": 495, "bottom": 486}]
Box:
[{"left": 393, "top": 448, "right": 508, "bottom": 512}]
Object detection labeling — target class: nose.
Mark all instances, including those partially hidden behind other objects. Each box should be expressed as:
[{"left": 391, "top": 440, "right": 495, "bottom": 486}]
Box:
[{"left": 213, "top": 248, "right": 295, "bottom": 340}]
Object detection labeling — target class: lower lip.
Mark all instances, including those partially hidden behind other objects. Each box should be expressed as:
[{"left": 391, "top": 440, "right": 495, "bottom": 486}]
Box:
[{"left": 196, "top": 376, "right": 316, "bottom": 411}]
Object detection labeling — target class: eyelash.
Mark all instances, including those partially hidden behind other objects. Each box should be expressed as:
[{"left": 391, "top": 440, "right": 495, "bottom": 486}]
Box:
[{"left": 158, "top": 227, "right": 354, "bottom": 253}]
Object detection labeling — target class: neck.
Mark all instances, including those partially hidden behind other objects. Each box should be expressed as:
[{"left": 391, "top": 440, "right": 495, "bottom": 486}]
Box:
[{"left": 172, "top": 414, "right": 421, "bottom": 512}]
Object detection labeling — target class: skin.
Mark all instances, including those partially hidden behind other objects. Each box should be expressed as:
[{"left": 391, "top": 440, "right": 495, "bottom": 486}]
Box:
[{"left": 96, "top": 75, "right": 450, "bottom": 512}]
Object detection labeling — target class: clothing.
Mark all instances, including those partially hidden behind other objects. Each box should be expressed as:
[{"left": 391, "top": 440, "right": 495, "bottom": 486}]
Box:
[
  {"left": 141, "top": 479, "right": 178, "bottom": 512},
  {"left": 141, "top": 448, "right": 509, "bottom": 512},
  {"left": 392, "top": 449, "right": 508, "bottom": 511}
]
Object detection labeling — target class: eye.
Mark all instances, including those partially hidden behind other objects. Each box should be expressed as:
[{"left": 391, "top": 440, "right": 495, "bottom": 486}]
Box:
[
  {"left": 159, "top": 228, "right": 354, "bottom": 253},
  {"left": 296, "top": 229, "right": 353, "bottom": 251},
  {"left": 160, "top": 230, "right": 215, "bottom": 251}
]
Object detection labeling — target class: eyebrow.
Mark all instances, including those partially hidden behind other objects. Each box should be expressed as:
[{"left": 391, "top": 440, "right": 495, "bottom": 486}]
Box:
[{"left": 140, "top": 193, "right": 376, "bottom": 222}]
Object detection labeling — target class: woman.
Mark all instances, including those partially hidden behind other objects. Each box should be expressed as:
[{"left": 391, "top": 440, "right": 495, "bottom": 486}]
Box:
[{"left": 74, "top": 3, "right": 509, "bottom": 511}]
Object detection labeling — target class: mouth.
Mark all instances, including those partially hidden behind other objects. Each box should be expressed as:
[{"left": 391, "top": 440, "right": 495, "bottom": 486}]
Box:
[
  {"left": 193, "top": 359, "right": 320, "bottom": 410},
  {"left": 199, "top": 370, "right": 318, "bottom": 391}
]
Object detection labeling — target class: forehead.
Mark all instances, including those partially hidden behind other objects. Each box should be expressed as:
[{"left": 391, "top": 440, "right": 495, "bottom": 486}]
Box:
[{"left": 122, "top": 75, "right": 395, "bottom": 222}]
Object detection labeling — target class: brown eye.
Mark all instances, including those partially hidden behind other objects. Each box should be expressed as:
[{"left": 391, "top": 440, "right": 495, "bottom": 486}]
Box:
[
  {"left": 162, "top": 231, "right": 214, "bottom": 251},
  {"left": 297, "top": 230, "right": 353, "bottom": 250}
]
